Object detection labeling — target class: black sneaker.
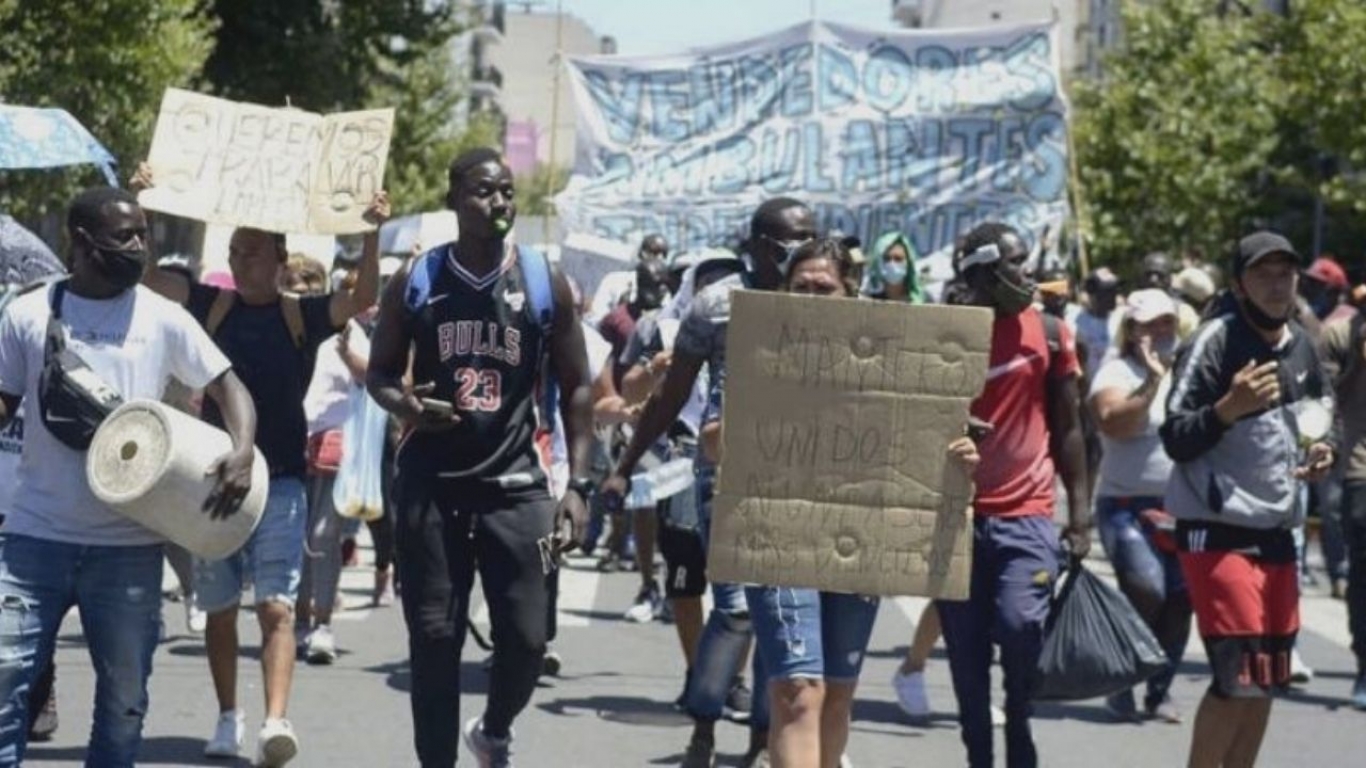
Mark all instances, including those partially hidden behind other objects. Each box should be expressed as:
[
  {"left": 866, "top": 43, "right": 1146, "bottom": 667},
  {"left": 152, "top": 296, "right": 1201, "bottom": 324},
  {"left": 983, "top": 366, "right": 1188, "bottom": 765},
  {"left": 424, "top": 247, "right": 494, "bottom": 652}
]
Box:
[
  {"left": 542, "top": 648, "right": 562, "bottom": 677},
  {"left": 674, "top": 671, "right": 692, "bottom": 711},
  {"left": 28, "top": 687, "right": 58, "bottom": 742},
  {"left": 680, "top": 731, "right": 715, "bottom": 768},
  {"left": 724, "top": 677, "right": 753, "bottom": 723}
]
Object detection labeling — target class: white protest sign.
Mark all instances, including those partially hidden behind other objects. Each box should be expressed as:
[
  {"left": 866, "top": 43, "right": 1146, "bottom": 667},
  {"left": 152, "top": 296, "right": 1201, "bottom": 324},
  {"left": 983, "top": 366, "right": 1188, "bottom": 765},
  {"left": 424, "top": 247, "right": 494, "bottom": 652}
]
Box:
[
  {"left": 708, "top": 292, "right": 992, "bottom": 599},
  {"left": 556, "top": 20, "right": 1069, "bottom": 283},
  {"left": 139, "top": 89, "right": 394, "bottom": 235}
]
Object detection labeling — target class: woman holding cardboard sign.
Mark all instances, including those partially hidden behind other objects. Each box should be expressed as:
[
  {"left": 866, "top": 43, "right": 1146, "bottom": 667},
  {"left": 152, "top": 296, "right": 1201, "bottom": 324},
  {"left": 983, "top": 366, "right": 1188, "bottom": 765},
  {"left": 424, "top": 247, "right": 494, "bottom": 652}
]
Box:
[{"left": 703, "top": 239, "right": 980, "bottom": 768}]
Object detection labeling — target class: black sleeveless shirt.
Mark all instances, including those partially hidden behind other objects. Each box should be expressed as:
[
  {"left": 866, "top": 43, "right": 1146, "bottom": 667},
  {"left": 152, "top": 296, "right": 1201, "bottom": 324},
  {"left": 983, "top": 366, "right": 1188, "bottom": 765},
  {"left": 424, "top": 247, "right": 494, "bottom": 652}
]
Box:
[{"left": 398, "top": 245, "right": 547, "bottom": 486}]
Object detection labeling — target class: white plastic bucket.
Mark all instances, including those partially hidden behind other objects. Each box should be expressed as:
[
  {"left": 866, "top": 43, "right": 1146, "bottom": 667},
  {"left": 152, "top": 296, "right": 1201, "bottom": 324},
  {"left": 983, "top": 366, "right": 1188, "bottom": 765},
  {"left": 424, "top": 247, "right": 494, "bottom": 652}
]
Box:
[{"left": 87, "top": 399, "right": 267, "bottom": 559}]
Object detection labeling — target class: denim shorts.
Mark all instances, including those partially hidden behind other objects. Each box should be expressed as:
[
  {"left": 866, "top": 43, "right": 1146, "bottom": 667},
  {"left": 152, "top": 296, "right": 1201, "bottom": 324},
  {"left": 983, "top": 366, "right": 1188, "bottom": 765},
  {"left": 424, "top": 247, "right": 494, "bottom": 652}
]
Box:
[
  {"left": 1095, "top": 495, "right": 1185, "bottom": 600},
  {"left": 746, "top": 586, "right": 880, "bottom": 683},
  {"left": 195, "top": 477, "right": 307, "bottom": 613}
]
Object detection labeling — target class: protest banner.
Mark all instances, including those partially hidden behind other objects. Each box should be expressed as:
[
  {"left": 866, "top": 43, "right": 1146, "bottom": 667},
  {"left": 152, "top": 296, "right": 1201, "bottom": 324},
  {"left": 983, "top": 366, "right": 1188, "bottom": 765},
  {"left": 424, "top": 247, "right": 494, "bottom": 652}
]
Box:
[
  {"left": 556, "top": 20, "right": 1068, "bottom": 284},
  {"left": 708, "top": 292, "right": 991, "bottom": 599},
  {"left": 139, "top": 89, "right": 394, "bottom": 235}
]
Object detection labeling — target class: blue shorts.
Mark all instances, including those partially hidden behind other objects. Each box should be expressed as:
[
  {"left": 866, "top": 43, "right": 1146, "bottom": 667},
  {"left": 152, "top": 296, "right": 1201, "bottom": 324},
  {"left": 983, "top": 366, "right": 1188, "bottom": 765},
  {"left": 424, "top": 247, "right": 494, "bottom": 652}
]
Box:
[
  {"left": 195, "top": 477, "right": 308, "bottom": 613},
  {"left": 746, "top": 586, "right": 879, "bottom": 683}
]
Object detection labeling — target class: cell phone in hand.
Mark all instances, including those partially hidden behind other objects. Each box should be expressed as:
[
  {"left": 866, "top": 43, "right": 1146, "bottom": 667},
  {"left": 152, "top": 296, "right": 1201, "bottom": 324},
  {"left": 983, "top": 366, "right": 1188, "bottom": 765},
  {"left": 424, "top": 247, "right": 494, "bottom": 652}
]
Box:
[{"left": 420, "top": 397, "right": 454, "bottom": 418}]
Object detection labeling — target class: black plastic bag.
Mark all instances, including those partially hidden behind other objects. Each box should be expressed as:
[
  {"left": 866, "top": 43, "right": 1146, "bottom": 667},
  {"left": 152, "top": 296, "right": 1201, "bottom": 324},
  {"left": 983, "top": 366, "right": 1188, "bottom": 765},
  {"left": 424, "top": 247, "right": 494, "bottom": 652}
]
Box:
[{"left": 1033, "top": 562, "right": 1169, "bottom": 701}]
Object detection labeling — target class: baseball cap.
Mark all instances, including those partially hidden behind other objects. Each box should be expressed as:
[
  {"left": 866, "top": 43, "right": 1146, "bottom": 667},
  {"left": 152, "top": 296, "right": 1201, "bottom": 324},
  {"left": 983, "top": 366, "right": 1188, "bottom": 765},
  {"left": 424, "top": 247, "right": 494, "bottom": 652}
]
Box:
[
  {"left": 1173, "top": 267, "right": 1216, "bottom": 305},
  {"left": 1305, "top": 257, "right": 1349, "bottom": 290},
  {"left": 1125, "top": 288, "right": 1178, "bottom": 324},
  {"left": 1235, "top": 231, "right": 1302, "bottom": 275}
]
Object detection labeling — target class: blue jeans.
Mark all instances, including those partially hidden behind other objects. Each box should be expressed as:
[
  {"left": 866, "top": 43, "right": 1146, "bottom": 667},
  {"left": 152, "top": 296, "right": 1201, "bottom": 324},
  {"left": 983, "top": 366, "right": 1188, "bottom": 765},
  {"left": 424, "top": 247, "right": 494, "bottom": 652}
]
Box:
[
  {"left": 195, "top": 477, "right": 307, "bottom": 613},
  {"left": 685, "top": 464, "right": 768, "bottom": 728},
  {"left": 747, "top": 587, "right": 879, "bottom": 683},
  {"left": 0, "top": 534, "right": 163, "bottom": 767},
  {"left": 937, "top": 515, "right": 1060, "bottom": 768},
  {"left": 1095, "top": 496, "right": 1190, "bottom": 710}
]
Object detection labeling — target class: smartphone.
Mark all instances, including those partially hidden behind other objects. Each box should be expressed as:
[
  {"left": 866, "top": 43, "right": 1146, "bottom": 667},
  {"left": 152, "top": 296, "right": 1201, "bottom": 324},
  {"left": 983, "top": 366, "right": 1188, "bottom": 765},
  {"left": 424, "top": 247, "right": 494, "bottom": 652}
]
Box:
[{"left": 420, "top": 397, "right": 454, "bottom": 418}]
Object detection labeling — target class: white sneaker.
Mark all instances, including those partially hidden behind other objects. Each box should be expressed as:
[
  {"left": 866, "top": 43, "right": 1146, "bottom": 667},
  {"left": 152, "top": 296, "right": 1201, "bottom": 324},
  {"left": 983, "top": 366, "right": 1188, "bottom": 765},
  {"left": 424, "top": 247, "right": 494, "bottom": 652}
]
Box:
[
  {"left": 991, "top": 705, "right": 1006, "bottom": 728},
  {"left": 1290, "top": 648, "right": 1314, "bottom": 685},
  {"left": 186, "top": 600, "right": 207, "bottom": 635},
  {"left": 891, "top": 669, "right": 931, "bottom": 718},
  {"left": 305, "top": 625, "right": 338, "bottom": 665},
  {"left": 204, "top": 709, "right": 244, "bottom": 758},
  {"left": 256, "top": 718, "right": 299, "bottom": 767}
]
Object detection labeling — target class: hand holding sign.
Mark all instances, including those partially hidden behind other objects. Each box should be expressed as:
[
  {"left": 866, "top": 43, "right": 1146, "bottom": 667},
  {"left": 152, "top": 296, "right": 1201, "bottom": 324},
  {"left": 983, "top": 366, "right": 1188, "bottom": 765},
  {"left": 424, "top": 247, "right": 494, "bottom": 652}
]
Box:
[{"left": 139, "top": 89, "right": 395, "bottom": 235}]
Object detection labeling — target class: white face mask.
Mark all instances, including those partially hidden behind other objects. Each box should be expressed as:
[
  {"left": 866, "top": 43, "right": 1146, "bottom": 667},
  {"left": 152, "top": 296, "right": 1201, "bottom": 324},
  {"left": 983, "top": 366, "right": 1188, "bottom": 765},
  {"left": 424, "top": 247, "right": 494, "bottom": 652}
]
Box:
[{"left": 881, "top": 260, "right": 908, "bottom": 286}]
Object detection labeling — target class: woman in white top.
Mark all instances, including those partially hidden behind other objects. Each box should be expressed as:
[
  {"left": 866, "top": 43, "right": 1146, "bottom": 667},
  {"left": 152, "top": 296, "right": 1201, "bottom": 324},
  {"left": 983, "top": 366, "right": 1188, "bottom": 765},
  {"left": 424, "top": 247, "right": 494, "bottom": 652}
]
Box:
[{"left": 1088, "top": 288, "right": 1192, "bottom": 724}]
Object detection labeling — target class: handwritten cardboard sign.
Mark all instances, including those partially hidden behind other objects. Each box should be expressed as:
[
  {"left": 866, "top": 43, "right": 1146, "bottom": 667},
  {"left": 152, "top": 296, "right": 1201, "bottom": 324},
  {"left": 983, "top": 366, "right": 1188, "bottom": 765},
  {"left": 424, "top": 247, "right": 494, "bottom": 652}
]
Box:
[
  {"left": 708, "top": 292, "right": 992, "bottom": 599},
  {"left": 139, "top": 89, "right": 394, "bottom": 235}
]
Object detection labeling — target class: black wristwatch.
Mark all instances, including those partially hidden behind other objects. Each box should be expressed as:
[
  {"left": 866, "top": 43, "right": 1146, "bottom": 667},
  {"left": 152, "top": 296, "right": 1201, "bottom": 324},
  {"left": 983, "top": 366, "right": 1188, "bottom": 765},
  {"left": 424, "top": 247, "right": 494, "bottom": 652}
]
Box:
[{"left": 567, "top": 477, "right": 596, "bottom": 499}]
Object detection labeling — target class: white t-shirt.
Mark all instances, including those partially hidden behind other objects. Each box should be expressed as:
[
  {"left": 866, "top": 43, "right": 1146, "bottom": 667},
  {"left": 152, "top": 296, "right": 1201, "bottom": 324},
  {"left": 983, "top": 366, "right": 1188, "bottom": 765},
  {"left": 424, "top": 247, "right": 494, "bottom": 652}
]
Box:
[
  {"left": 0, "top": 284, "right": 231, "bottom": 546},
  {"left": 304, "top": 321, "right": 371, "bottom": 436},
  {"left": 1088, "top": 355, "right": 1173, "bottom": 499},
  {"left": 0, "top": 404, "right": 23, "bottom": 512}
]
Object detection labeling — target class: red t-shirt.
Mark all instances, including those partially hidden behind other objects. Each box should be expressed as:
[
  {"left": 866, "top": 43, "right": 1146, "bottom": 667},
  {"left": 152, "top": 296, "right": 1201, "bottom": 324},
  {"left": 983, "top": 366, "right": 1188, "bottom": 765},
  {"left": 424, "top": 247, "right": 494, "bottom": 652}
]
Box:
[{"left": 970, "top": 307, "right": 1080, "bottom": 517}]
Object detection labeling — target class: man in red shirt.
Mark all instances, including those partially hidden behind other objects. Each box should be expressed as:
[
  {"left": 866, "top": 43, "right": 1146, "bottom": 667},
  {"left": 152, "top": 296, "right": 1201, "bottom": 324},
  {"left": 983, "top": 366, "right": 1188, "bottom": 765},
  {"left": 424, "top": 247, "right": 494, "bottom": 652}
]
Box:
[{"left": 935, "top": 222, "right": 1091, "bottom": 768}]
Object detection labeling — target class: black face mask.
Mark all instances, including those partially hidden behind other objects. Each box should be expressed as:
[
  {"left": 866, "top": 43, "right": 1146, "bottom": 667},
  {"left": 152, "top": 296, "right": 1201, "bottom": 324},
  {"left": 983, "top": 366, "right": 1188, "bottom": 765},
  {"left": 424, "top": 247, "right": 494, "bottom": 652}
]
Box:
[
  {"left": 81, "top": 230, "right": 146, "bottom": 290},
  {"left": 1240, "top": 295, "right": 1290, "bottom": 331},
  {"left": 93, "top": 247, "right": 147, "bottom": 289},
  {"left": 987, "top": 266, "right": 1036, "bottom": 315}
]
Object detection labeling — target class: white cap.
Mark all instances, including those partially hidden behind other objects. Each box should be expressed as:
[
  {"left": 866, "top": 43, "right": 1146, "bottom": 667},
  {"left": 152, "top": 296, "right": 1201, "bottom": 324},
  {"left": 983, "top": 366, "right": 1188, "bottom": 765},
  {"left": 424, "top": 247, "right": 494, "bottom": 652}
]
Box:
[
  {"left": 1125, "top": 288, "right": 1178, "bottom": 324},
  {"left": 1174, "top": 267, "right": 1215, "bottom": 305}
]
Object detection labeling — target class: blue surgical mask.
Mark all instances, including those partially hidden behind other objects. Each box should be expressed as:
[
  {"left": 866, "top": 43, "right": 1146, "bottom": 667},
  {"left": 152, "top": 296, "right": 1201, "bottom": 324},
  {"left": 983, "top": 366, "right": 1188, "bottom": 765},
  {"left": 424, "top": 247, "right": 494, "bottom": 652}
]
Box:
[
  {"left": 1155, "top": 336, "right": 1179, "bottom": 363},
  {"left": 881, "top": 260, "right": 908, "bottom": 286}
]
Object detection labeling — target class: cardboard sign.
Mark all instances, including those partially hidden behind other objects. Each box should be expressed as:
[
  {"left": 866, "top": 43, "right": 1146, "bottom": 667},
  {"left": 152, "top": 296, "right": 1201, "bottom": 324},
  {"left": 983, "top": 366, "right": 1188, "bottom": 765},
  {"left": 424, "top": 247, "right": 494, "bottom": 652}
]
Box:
[
  {"left": 139, "top": 89, "right": 394, "bottom": 235},
  {"left": 708, "top": 292, "right": 992, "bottom": 599}
]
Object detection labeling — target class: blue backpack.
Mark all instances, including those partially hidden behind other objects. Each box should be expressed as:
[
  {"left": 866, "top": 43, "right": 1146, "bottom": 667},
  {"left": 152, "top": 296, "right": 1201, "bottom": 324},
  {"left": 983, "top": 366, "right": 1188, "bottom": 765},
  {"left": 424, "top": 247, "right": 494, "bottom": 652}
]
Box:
[{"left": 403, "top": 244, "right": 559, "bottom": 425}]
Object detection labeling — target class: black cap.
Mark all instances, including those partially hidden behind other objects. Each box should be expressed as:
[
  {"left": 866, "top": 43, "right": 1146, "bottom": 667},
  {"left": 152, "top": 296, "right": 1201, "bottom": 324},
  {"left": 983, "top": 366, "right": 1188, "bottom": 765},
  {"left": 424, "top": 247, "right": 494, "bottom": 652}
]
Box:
[{"left": 1235, "top": 231, "right": 1301, "bottom": 275}]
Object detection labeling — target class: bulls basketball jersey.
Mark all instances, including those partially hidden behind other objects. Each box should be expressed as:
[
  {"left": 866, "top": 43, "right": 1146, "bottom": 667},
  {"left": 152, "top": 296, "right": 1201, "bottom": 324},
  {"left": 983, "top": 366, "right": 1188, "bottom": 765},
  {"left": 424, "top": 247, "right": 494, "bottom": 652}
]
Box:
[{"left": 400, "top": 244, "right": 548, "bottom": 485}]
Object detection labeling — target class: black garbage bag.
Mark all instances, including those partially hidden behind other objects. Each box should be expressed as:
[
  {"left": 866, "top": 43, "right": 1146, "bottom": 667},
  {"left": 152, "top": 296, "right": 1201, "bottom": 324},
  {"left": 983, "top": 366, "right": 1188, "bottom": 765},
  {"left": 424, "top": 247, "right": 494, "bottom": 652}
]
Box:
[{"left": 1033, "top": 561, "right": 1169, "bottom": 701}]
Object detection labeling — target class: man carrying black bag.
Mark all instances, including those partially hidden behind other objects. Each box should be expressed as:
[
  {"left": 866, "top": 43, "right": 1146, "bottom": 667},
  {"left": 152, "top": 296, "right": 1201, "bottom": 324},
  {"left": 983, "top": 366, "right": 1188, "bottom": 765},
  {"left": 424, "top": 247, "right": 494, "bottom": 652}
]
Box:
[{"left": 1161, "top": 232, "right": 1336, "bottom": 768}]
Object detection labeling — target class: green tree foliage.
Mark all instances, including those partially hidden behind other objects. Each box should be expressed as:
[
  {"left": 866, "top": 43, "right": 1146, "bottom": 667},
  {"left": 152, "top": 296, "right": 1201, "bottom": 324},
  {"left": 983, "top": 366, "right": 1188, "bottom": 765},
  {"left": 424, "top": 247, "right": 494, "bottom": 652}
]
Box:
[
  {"left": 515, "top": 163, "right": 570, "bottom": 217},
  {"left": 1073, "top": 0, "right": 1283, "bottom": 270},
  {"left": 0, "top": 0, "right": 215, "bottom": 221},
  {"left": 1076, "top": 0, "right": 1366, "bottom": 271}
]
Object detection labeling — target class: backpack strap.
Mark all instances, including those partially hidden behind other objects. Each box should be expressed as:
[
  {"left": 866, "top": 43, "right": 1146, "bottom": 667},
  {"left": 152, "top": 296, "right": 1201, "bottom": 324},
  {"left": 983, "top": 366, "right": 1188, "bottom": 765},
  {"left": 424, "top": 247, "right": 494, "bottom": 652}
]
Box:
[
  {"left": 517, "top": 245, "right": 558, "bottom": 426},
  {"left": 518, "top": 245, "right": 555, "bottom": 340},
  {"left": 403, "top": 246, "right": 448, "bottom": 315},
  {"left": 280, "top": 292, "right": 306, "bottom": 350},
  {"left": 205, "top": 289, "right": 236, "bottom": 338}
]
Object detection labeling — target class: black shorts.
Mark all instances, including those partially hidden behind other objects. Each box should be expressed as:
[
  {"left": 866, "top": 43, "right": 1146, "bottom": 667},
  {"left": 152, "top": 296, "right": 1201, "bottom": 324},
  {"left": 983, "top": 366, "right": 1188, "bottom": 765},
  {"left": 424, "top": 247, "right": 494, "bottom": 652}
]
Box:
[{"left": 656, "top": 497, "right": 706, "bottom": 599}]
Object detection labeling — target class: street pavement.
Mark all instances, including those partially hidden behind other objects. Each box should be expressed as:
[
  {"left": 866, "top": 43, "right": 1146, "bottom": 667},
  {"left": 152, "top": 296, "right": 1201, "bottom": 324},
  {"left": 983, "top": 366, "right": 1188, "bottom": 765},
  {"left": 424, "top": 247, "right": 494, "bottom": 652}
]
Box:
[{"left": 24, "top": 538, "right": 1365, "bottom": 767}]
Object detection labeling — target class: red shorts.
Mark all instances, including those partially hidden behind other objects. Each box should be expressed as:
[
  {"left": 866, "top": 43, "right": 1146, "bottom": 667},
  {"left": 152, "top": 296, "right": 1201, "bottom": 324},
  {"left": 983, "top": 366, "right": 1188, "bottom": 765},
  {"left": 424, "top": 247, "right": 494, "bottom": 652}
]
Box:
[{"left": 1179, "top": 549, "right": 1299, "bottom": 697}]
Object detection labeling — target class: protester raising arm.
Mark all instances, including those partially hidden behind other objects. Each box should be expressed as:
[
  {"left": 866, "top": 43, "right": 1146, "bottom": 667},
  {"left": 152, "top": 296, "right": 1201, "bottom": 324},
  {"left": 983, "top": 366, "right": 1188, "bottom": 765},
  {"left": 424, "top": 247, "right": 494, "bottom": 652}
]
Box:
[{"left": 328, "top": 193, "right": 389, "bottom": 326}]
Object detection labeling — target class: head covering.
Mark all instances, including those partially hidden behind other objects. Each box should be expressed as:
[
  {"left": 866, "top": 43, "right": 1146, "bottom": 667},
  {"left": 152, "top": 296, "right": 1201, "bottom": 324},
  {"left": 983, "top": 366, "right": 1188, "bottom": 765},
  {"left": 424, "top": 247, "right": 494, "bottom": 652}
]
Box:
[
  {"left": 1305, "top": 257, "right": 1349, "bottom": 290},
  {"left": 202, "top": 270, "right": 236, "bottom": 290},
  {"left": 1125, "top": 288, "right": 1178, "bottom": 324},
  {"left": 1235, "top": 231, "right": 1301, "bottom": 276},
  {"left": 1174, "top": 267, "right": 1215, "bottom": 305},
  {"left": 860, "top": 231, "right": 923, "bottom": 303}
]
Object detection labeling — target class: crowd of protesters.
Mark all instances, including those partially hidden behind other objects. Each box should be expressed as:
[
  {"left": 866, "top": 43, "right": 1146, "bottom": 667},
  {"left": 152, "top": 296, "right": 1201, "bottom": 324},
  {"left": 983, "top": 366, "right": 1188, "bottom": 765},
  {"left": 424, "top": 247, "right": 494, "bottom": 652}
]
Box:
[{"left": 0, "top": 147, "right": 1363, "bottom": 768}]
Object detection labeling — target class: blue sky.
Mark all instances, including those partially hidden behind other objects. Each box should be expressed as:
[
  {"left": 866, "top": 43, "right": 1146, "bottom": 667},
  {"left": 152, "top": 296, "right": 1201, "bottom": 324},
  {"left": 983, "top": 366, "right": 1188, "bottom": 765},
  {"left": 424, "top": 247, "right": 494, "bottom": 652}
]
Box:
[{"left": 550, "top": 0, "right": 901, "bottom": 54}]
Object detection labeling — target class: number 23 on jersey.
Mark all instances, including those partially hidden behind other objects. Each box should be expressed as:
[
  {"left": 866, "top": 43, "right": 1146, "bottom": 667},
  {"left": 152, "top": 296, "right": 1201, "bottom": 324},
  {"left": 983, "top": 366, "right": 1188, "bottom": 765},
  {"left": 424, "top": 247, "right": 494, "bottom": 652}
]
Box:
[{"left": 454, "top": 367, "right": 502, "bottom": 412}]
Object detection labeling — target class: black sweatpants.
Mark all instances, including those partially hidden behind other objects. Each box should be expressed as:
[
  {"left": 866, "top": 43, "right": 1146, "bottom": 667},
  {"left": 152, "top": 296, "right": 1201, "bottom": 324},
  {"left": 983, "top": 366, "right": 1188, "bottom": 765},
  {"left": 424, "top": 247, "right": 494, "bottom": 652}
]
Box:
[{"left": 394, "top": 475, "right": 555, "bottom": 768}]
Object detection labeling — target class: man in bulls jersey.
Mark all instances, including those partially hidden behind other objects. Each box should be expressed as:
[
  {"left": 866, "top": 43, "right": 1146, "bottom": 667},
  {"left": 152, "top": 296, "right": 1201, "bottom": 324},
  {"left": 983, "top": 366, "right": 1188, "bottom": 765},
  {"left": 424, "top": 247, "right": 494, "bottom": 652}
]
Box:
[{"left": 367, "top": 147, "right": 592, "bottom": 768}]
